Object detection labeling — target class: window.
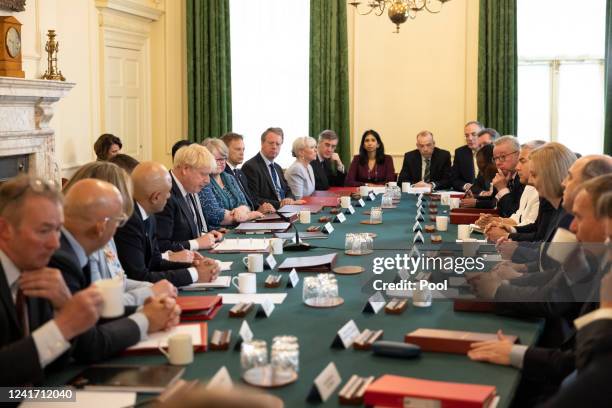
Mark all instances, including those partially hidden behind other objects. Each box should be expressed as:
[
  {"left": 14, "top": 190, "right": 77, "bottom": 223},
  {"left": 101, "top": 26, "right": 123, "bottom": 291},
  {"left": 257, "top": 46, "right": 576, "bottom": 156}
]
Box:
[
  {"left": 517, "top": 0, "right": 606, "bottom": 154},
  {"left": 230, "top": 0, "right": 310, "bottom": 168}
]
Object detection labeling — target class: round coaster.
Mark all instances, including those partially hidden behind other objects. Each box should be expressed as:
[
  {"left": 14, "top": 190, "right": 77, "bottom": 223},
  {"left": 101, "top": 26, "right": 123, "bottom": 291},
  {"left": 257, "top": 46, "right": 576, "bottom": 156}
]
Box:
[
  {"left": 304, "top": 296, "right": 345, "bottom": 308},
  {"left": 333, "top": 265, "right": 365, "bottom": 275},
  {"left": 360, "top": 220, "right": 382, "bottom": 225},
  {"left": 344, "top": 249, "right": 374, "bottom": 256},
  {"left": 242, "top": 365, "right": 298, "bottom": 388}
]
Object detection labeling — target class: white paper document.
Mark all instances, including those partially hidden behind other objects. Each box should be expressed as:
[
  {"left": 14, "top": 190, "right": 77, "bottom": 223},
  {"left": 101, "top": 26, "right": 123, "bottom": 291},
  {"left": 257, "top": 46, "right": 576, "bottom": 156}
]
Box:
[
  {"left": 277, "top": 253, "right": 336, "bottom": 270},
  {"left": 19, "top": 391, "right": 137, "bottom": 408},
  {"left": 217, "top": 260, "right": 233, "bottom": 271},
  {"left": 235, "top": 222, "right": 290, "bottom": 232},
  {"left": 128, "top": 323, "right": 203, "bottom": 350},
  {"left": 182, "top": 275, "right": 231, "bottom": 290},
  {"left": 406, "top": 185, "right": 432, "bottom": 194},
  {"left": 212, "top": 239, "right": 271, "bottom": 252},
  {"left": 220, "top": 293, "right": 287, "bottom": 305}
]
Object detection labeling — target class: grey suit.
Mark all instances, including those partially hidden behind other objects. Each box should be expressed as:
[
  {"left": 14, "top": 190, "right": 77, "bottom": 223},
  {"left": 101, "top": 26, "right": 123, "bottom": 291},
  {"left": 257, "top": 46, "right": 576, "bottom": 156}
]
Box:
[{"left": 284, "top": 161, "right": 315, "bottom": 200}]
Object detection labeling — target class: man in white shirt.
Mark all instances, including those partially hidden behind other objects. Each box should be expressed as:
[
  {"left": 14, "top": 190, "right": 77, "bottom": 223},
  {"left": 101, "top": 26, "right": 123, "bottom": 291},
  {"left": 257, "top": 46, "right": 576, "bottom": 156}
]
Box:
[{"left": 0, "top": 175, "right": 102, "bottom": 385}]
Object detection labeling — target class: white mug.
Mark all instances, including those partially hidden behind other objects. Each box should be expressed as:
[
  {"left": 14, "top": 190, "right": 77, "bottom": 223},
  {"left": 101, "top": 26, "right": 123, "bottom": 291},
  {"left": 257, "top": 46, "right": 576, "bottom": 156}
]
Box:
[
  {"left": 96, "top": 279, "right": 124, "bottom": 318},
  {"left": 299, "top": 210, "right": 311, "bottom": 224},
  {"left": 458, "top": 224, "right": 471, "bottom": 240},
  {"left": 449, "top": 197, "right": 461, "bottom": 209},
  {"left": 440, "top": 193, "right": 451, "bottom": 206},
  {"left": 413, "top": 287, "right": 432, "bottom": 308},
  {"left": 158, "top": 333, "right": 194, "bottom": 365},
  {"left": 401, "top": 182, "right": 411, "bottom": 193},
  {"left": 359, "top": 186, "right": 370, "bottom": 197},
  {"left": 232, "top": 272, "right": 256, "bottom": 294},
  {"left": 270, "top": 238, "right": 284, "bottom": 255},
  {"left": 340, "top": 196, "right": 351, "bottom": 209},
  {"left": 386, "top": 181, "right": 397, "bottom": 187},
  {"left": 243, "top": 254, "right": 264, "bottom": 273},
  {"left": 436, "top": 215, "right": 449, "bottom": 232}
]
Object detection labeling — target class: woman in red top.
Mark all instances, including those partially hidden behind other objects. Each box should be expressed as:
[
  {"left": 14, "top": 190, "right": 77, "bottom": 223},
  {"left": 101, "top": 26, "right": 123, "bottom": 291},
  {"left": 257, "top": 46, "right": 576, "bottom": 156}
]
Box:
[{"left": 345, "top": 129, "right": 396, "bottom": 186}]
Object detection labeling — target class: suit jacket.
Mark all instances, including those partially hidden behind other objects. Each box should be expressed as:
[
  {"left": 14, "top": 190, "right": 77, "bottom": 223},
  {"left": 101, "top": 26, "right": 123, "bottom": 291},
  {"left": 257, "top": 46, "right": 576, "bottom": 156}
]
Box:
[
  {"left": 115, "top": 202, "right": 195, "bottom": 288},
  {"left": 241, "top": 153, "right": 294, "bottom": 209},
  {"left": 450, "top": 145, "right": 477, "bottom": 191},
  {"left": 310, "top": 158, "right": 345, "bottom": 190},
  {"left": 284, "top": 161, "right": 315, "bottom": 199},
  {"left": 155, "top": 173, "right": 202, "bottom": 252},
  {"left": 496, "top": 173, "right": 525, "bottom": 218},
  {"left": 397, "top": 148, "right": 451, "bottom": 190},
  {"left": 48, "top": 234, "right": 141, "bottom": 363},
  {"left": 224, "top": 166, "right": 258, "bottom": 209}
]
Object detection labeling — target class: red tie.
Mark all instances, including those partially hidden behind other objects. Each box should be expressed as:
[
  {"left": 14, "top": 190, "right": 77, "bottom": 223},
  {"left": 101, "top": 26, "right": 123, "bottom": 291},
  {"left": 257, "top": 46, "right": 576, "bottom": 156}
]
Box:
[{"left": 15, "top": 288, "right": 30, "bottom": 336}]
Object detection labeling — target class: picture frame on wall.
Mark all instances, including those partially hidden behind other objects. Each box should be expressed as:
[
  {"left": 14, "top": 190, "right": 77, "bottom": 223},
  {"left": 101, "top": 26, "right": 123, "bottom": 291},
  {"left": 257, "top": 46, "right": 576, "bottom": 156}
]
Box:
[{"left": 0, "top": 0, "right": 26, "bottom": 12}]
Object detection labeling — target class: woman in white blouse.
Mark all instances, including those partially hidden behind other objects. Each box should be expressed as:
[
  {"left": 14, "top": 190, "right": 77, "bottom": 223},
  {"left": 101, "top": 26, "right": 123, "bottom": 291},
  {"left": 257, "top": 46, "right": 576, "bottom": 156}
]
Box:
[{"left": 284, "top": 136, "right": 318, "bottom": 199}]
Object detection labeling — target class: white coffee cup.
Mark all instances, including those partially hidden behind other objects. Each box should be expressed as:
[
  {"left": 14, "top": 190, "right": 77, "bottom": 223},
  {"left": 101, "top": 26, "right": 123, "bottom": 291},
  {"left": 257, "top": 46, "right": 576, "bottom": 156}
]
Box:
[
  {"left": 458, "top": 224, "right": 471, "bottom": 240},
  {"left": 96, "top": 279, "right": 124, "bottom": 318},
  {"left": 413, "top": 286, "right": 432, "bottom": 308},
  {"left": 243, "top": 254, "right": 264, "bottom": 273},
  {"left": 158, "top": 333, "right": 194, "bottom": 365},
  {"left": 450, "top": 197, "right": 461, "bottom": 209},
  {"left": 436, "top": 215, "right": 449, "bottom": 232},
  {"left": 340, "top": 196, "right": 351, "bottom": 208},
  {"left": 299, "top": 210, "right": 311, "bottom": 224},
  {"left": 270, "top": 238, "right": 284, "bottom": 255},
  {"left": 440, "top": 193, "right": 451, "bottom": 206},
  {"left": 386, "top": 181, "right": 397, "bottom": 187},
  {"left": 401, "top": 182, "right": 410, "bottom": 193},
  {"left": 359, "top": 186, "right": 370, "bottom": 197},
  {"left": 232, "top": 272, "right": 256, "bottom": 294}
]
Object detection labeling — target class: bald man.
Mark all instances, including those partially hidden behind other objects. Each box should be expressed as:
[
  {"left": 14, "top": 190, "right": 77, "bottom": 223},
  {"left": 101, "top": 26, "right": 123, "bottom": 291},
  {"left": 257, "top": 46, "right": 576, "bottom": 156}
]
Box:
[
  {"left": 115, "top": 162, "right": 220, "bottom": 288},
  {"left": 49, "top": 179, "right": 181, "bottom": 361}
]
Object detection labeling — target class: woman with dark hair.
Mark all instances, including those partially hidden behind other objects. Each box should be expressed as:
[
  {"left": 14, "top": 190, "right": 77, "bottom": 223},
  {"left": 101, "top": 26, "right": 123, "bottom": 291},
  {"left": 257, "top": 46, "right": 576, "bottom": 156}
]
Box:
[
  {"left": 345, "top": 129, "right": 395, "bottom": 186},
  {"left": 94, "top": 133, "right": 122, "bottom": 161}
]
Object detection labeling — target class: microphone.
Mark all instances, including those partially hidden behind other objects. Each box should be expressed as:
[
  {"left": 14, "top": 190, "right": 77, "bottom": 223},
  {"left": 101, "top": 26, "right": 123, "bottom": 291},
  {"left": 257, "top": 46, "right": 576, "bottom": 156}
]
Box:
[{"left": 276, "top": 211, "right": 311, "bottom": 251}]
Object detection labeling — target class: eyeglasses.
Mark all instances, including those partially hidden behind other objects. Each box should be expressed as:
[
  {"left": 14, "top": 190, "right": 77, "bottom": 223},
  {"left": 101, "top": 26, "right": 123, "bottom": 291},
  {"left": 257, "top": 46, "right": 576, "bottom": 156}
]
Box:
[
  {"left": 493, "top": 151, "right": 518, "bottom": 163},
  {"left": 215, "top": 157, "right": 226, "bottom": 162},
  {"left": 105, "top": 213, "right": 129, "bottom": 228}
]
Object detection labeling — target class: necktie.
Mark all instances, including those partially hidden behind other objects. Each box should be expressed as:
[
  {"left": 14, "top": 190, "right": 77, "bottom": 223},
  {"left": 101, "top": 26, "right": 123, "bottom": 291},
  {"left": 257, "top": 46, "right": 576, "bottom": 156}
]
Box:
[
  {"left": 15, "top": 288, "right": 30, "bottom": 336},
  {"left": 423, "top": 159, "right": 431, "bottom": 183},
  {"left": 269, "top": 163, "right": 285, "bottom": 200},
  {"left": 88, "top": 256, "right": 102, "bottom": 282},
  {"left": 187, "top": 194, "right": 204, "bottom": 234},
  {"left": 143, "top": 217, "right": 151, "bottom": 237}
]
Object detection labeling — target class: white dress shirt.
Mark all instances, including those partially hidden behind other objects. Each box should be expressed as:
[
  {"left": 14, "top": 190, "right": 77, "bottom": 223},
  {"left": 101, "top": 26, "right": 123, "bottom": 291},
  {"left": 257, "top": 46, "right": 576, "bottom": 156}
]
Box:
[{"left": 509, "top": 185, "right": 540, "bottom": 226}]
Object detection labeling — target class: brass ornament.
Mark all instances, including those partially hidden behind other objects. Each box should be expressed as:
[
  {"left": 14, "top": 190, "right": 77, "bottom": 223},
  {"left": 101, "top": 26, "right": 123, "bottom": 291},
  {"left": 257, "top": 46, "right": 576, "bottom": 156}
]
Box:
[{"left": 41, "top": 30, "right": 65, "bottom": 81}]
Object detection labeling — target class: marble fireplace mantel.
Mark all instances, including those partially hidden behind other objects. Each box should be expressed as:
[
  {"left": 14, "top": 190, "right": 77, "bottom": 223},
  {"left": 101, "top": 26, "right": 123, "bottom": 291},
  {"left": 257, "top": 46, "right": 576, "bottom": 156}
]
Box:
[{"left": 0, "top": 77, "right": 75, "bottom": 182}]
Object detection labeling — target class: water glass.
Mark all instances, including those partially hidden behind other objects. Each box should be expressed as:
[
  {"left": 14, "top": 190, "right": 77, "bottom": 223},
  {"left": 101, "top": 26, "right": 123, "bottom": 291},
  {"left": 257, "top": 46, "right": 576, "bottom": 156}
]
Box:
[
  {"left": 370, "top": 207, "right": 382, "bottom": 223},
  {"left": 345, "top": 233, "right": 356, "bottom": 252},
  {"left": 240, "top": 339, "right": 268, "bottom": 373},
  {"left": 271, "top": 336, "right": 300, "bottom": 373},
  {"left": 381, "top": 193, "right": 394, "bottom": 208},
  {"left": 302, "top": 277, "right": 319, "bottom": 302}
]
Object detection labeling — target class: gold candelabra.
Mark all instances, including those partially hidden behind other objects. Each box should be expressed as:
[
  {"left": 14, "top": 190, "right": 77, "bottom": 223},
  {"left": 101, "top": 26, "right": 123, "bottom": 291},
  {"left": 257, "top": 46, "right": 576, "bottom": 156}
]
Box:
[
  {"left": 41, "top": 30, "right": 65, "bottom": 81},
  {"left": 348, "top": 0, "right": 451, "bottom": 33}
]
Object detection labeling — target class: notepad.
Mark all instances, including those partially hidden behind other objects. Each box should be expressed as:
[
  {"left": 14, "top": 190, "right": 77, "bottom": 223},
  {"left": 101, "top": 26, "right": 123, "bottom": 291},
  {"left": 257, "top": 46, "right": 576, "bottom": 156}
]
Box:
[
  {"left": 127, "top": 323, "right": 206, "bottom": 351},
  {"left": 182, "top": 276, "right": 231, "bottom": 290},
  {"left": 220, "top": 293, "right": 287, "bottom": 304},
  {"left": 211, "top": 238, "right": 272, "bottom": 253},
  {"left": 278, "top": 253, "right": 337, "bottom": 272}
]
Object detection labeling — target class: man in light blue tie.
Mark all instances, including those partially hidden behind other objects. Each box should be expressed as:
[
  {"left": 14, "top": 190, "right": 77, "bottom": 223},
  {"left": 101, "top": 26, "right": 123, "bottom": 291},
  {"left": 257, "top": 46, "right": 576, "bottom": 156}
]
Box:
[{"left": 241, "top": 127, "right": 300, "bottom": 209}]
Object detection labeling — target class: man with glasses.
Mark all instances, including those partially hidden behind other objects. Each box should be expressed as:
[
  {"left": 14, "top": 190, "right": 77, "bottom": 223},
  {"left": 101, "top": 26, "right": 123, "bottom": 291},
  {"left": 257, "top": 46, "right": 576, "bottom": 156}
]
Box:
[
  {"left": 311, "top": 129, "right": 346, "bottom": 190},
  {"left": 50, "top": 179, "right": 181, "bottom": 361},
  {"left": 451, "top": 121, "right": 483, "bottom": 192},
  {"left": 0, "top": 176, "right": 103, "bottom": 385}
]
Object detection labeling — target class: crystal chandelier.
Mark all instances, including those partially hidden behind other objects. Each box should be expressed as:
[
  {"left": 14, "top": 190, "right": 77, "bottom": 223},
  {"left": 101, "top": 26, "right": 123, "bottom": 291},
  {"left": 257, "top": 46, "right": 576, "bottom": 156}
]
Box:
[{"left": 348, "top": 0, "right": 451, "bottom": 33}]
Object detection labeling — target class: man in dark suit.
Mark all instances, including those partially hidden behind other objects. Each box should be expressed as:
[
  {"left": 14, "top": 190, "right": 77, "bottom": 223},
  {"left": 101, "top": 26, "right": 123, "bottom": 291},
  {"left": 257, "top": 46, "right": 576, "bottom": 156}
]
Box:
[
  {"left": 115, "top": 162, "right": 220, "bottom": 288},
  {"left": 50, "top": 179, "right": 181, "bottom": 359},
  {"left": 156, "top": 143, "right": 223, "bottom": 252},
  {"left": 450, "top": 121, "right": 483, "bottom": 192},
  {"left": 0, "top": 175, "right": 102, "bottom": 386},
  {"left": 241, "top": 127, "right": 298, "bottom": 209},
  {"left": 310, "top": 129, "right": 346, "bottom": 190},
  {"left": 397, "top": 130, "right": 451, "bottom": 190},
  {"left": 221, "top": 132, "right": 275, "bottom": 213}
]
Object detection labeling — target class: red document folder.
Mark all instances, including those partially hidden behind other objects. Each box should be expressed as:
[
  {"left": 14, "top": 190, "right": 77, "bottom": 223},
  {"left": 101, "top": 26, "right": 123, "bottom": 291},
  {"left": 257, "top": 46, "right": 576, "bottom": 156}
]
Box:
[
  {"left": 177, "top": 296, "right": 222, "bottom": 321},
  {"left": 405, "top": 328, "right": 518, "bottom": 354},
  {"left": 364, "top": 374, "right": 496, "bottom": 408}
]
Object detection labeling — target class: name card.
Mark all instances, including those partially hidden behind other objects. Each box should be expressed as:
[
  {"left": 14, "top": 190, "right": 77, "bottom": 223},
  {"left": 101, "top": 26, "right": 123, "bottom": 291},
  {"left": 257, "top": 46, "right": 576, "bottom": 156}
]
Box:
[
  {"left": 408, "top": 245, "right": 421, "bottom": 259},
  {"left": 266, "top": 254, "right": 277, "bottom": 270},
  {"left": 413, "top": 231, "right": 424, "bottom": 244},
  {"left": 307, "top": 362, "right": 342, "bottom": 403},
  {"left": 412, "top": 221, "right": 422, "bottom": 232},
  {"left": 416, "top": 198, "right": 423, "bottom": 207},
  {"left": 415, "top": 213, "right": 425, "bottom": 222},
  {"left": 256, "top": 297, "right": 275, "bottom": 318},
  {"left": 368, "top": 192, "right": 376, "bottom": 201},
  {"left": 287, "top": 268, "right": 300, "bottom": 288},
  {"left": 331, "top": 319, "right": 360, "bottom": 349},
  {"left": 416, "top": 205, "right": 423, "bottom": 215},
  {"left": 234, "top": 320, "right": 254, "bottom": 350},
  {"left": 345, "top": 205, "right": 355, "bottom": 215},
  {"left": 397, "top": 268, "right": 411, "bottom": 281},
  {"left": 356, "top": 199, "right": 366, "bottom": 207},
  {"left": 206, "top": 366, "right": 233, "bottom": 391},
  {"left": 323, "top": 222, "right": 334, "bottom": 234},
  {"left": 334, "top": 213, "right": 346, "bottom": 223},
  {"left": 362, "top": 291, "right": 386, "bottom": 314}
]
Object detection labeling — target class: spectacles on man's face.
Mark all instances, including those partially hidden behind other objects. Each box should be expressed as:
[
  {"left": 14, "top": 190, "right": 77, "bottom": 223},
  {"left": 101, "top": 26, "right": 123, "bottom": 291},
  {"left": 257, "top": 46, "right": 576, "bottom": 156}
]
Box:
[
  {"left": 493, "top": 151, "right": 518, "bottom": 163},
  {"left": 215, "top": 157, "right": 226, "bottom": 163},
  {"left": 105, "top": 213, "right": 129, "bottom": 228}
]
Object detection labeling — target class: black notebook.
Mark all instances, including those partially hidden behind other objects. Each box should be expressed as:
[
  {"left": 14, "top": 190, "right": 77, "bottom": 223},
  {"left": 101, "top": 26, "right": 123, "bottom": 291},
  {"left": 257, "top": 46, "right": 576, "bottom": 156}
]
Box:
[{"left": 68, "top": 365, "right": 185, "bottom": 393}]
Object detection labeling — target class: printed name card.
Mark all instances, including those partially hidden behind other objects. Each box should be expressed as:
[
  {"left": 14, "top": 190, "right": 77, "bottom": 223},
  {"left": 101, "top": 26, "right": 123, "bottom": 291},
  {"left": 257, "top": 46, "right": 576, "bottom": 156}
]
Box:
[
  {"left": 307, "top": 362, "right": 342, "bottom": 403},
  {"left": 345, "top": 205, "right": 355, "bottom": 215},
  {"left": 234, "top": 320, "right": 254, "bottom": 350},
  {"left": 413, "top": 231, "right": 425, "bottom": 244},
  {"left": 368, "top": 192, "right": 376, "bottom": 201},
  {"left": 323, "top": 222, "right": 334, "bottom": 234},
  {"left": 266, "top": 254, "right": 277, "bottom": 270},
  {"left": 362, "top": 291, "right": 386, "bottom": 314},
  {"left": 287, "top": 268, "right": 300, "bottom": 288},
  {"left": 331, "top": 320, "right": 360, "bottom": 349},
  {"left": 256, "top": 297, "right": 275, "bottom": 318},
  {"left": 334, "top": 213, "right": 346, "bottom": 223},
  {"left": 206, "top": 366, "right": 233, "bottom": 391},
  {"left": 412, "top": 221, "right": 422, "bottom": 232},
  {"left": 415, "top": 213, "right": 425, "bottom": 222},
  {"left": 357, "top": 199, "right": 366, "bottom": 207}
]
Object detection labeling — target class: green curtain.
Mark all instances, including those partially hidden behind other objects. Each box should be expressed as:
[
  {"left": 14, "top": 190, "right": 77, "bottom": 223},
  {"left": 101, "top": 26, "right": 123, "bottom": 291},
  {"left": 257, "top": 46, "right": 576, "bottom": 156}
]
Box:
[
  {"left": 477, "top": 0, "right": 517, "bottom": 136},
  {"left": 309, "top": 0, "right": 351, "bottom": 165},
  {"left": 605, "top": 0, "right": 612, "bottom": 154},
  {"left": 186, "top": 0, "right": 232, "bottom": 142}
]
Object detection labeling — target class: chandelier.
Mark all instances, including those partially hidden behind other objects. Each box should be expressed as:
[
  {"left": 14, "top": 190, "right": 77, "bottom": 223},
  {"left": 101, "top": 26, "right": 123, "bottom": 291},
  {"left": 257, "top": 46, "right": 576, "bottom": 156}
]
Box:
[{"left": 348, "top": 0, "right": 451, "bottom": 33}]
